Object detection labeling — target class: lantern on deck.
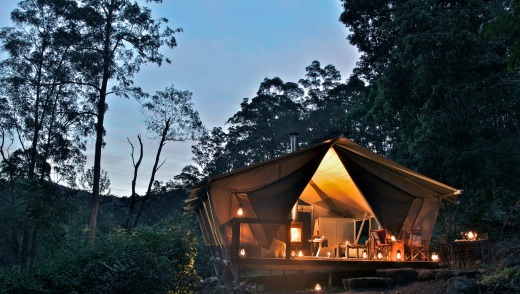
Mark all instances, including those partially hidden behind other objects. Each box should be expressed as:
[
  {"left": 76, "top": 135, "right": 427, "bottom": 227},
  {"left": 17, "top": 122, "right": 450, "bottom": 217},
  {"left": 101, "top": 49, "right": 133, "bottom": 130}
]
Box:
[
  {"left": 431, "top": 252, "right": 439, "bottom": 262},
  {"left": 396, "top": 250, "right": 402, "bottom": 261},
  {"left": 362, "top": 249, "right": 367, "bottom": 260},
  {"left": 315, "top": 283, "right": 322, "bottom": 292},
  {"left": 239, "top": 248, "right": 245, "bottom": 257},
  {"left": 377, "top": 251, "right": 383, "bottom": 260},
  {"left": 298, "top": 250, "right": 303, "bottom": 257}
]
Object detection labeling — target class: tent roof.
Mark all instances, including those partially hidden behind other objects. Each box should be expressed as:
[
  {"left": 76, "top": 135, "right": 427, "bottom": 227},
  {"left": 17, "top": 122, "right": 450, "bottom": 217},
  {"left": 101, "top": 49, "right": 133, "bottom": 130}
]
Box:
[{"left": 187, "top": 137, "right": 460, "bottom": 245}]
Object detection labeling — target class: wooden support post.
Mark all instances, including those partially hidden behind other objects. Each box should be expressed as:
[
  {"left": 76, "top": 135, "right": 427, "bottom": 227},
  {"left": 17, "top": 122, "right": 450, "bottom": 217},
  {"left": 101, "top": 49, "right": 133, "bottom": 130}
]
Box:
[
  {"left": 286, "top": 220, "right": 291, "bottom": 259},
  {"left": 231, "top": 218, "right": 240, "bottom": 258}
]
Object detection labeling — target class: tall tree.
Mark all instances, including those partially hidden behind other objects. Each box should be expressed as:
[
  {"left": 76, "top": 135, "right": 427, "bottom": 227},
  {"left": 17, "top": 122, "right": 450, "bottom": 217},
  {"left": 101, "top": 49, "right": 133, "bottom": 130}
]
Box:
[
  {"left": 191, "top": 127, "right": 229, "bottom": 176},
  {"left": 0, "top": 0, "right": 88, "bottom": 267},
  {"left": 225, "top": 77, "right": 304, "bottom": 169},
  {"left": 69, "top": 0, "right": 181, "bottom": 238},
  {"left": 128, "top": 86, "right": 202, "bottom": 228}
]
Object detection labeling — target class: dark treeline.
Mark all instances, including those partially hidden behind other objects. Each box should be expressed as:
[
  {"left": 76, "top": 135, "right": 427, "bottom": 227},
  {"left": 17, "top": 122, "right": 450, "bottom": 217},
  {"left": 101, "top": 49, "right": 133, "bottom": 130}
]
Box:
[{"left": 1, "top": 0, "right": 520, "bottom": 292}]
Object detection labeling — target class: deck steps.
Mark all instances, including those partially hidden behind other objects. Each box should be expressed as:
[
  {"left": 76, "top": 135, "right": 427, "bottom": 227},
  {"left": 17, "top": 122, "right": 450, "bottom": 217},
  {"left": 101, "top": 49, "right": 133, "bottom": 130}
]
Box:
[
  {"left": 342, "top": 277, "right": 393, "bottom": 291},
  {"left": 342, "top": 268, "right": 481, "bottom": 291}
]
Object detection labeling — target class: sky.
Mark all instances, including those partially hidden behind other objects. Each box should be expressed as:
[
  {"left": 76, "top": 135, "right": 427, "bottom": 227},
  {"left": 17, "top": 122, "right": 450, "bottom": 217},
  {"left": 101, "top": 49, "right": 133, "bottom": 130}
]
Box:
[{"left": 0, "top": 0, "right": 360, "bottom": 196}]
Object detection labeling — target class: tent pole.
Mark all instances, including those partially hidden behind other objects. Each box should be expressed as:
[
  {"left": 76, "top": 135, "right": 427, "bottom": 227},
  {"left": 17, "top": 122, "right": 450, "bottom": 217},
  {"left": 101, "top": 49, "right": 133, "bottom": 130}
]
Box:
[{"left": 355, "top": 212, "right": 368, "bottom": 244}]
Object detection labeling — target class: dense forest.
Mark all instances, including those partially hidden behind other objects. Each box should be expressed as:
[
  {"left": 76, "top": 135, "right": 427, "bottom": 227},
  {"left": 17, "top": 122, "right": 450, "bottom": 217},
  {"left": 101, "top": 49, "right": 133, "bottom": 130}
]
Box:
[{"left": 0, "top": 0, "right": 519, "bottom": 292}]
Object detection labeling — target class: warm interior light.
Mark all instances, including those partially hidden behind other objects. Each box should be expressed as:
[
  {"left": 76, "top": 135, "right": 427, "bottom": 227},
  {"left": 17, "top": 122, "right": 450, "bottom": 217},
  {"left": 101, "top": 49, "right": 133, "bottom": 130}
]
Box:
[
  {"left": 237, "top": 205, "right": 244, "bottom": 217},
  {"left": 290, "top": 227, "right": 302, "bottom": 242},
  {"left": 396, "top": 250, "right": 402, "bottom": 261},
  {"left": 315, "top": 283, "right": 322, "bottom": 291},
  {"left": 377, "top": 251, "right": 383, "bottom": 260},
  {"left": 239, "top": 248, "right": 245, "bottom": 257},
  {"left": 298, "top": 250, "right": 303, "bottom": 257},
  {"left": 431, "top": 252, "right": 439, "bottom": 262},
  {"left": 362, "top": 249, "right": 367, "bottom": 260}
]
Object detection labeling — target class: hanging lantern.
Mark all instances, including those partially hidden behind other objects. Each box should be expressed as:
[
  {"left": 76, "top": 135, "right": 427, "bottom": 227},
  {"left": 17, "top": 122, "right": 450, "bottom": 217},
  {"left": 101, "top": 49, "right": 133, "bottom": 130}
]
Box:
[
  {"left": 431, "top": 252, "right": 439, "bottom": 262},
  {"left": 237, "top": 204, "right": 244, "bottom": 217},
  {"left": 239, "top": 248, "right": 246, "bottom": 257},
  {"left": 377, "top": 251, "right": 383, "bottom": 260},
  {"left": 396, "top": 250, "right": 402, "bottom": 261},
  {"left": 362, "top": 249, "right": 367, "bottom": 260},
  {"left": 314, "top": 283, "right": 322, "bottom": 291}
]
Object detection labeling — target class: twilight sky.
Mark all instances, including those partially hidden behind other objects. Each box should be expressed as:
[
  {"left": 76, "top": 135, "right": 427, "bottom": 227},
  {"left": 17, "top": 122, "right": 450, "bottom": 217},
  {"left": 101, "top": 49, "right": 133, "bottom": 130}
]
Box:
[{"left": 1, "top": 0, "right": 360, "bottom": 196}]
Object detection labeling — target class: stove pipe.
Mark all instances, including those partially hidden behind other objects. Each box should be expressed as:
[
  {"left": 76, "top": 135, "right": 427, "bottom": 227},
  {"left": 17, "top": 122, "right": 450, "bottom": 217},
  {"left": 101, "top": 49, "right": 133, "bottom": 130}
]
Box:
[
  {"left": 290, "top": 132, "right": 299, "bottom": 221},
  {"left": 290, "top": 132, "right": 299, "bottom": 153}
]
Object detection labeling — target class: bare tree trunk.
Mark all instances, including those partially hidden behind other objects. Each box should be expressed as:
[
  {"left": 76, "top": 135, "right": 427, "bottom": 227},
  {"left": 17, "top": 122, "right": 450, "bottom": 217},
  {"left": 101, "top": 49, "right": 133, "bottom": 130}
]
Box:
[
  {"left": 125, "top": 135, "right": 143, "bottom": 230},
  {"left": 88, "top": 0, "right": 114, "bottom": 241},
  {"left": 133, "top": 120, "right": 171, "bottom": 228}
]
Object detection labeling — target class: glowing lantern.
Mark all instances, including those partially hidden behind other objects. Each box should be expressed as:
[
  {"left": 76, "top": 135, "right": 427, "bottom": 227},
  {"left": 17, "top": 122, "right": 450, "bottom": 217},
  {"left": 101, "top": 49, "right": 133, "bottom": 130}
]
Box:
[
  {"left": 239, "top": 248, "right": 245, "bottom": 257},
  {"left": 377, "top": 251, "right": 383, "bottom": 260},
  {"left": 291, "top": 250, "right": 296, "bottom": 257},
  {"left": 298, "top": 250, "right": 303, "bottom": 257},
  {"left": 466, "top": 231, "right": 477, "bottom": 241},
  {"left": 396, "top": 250, "right": 402, "bottom": 261},
  {"left": 391, "top": 235, "right": 396, "bottom": 242},
  {"left": 237, "top": 204, "right": 244, "bottom": 217},
  {"left": 327, "top": 251, "right": 331, "bottom": 258},
  {"left": 431, "top": 252, "right": 439, "bottom": 262},
  {"left": 315, "top": 283, "right": 322, "bottom": 291},
  {"left": 362, "top": 249, "right": 367, "bottom": 260}
]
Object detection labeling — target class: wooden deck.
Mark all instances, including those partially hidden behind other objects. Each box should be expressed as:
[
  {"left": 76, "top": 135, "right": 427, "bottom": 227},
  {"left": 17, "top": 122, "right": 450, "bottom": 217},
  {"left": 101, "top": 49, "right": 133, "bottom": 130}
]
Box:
[
  {"left": 233, "top": 256, "right": 439, "bottom": 272},
  {"left": 227, "top": 256, "right": 440, "bottom": 286}
]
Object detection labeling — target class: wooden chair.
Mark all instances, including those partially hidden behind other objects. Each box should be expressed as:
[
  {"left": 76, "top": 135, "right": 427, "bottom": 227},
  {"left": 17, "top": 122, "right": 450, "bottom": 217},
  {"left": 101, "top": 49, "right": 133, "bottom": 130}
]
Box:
[
  {"left": 403, "top": 230, "right": 429, "bottom": 261},
  {"left": 370, "top": 229, "right": 391, "bottom": 260}
]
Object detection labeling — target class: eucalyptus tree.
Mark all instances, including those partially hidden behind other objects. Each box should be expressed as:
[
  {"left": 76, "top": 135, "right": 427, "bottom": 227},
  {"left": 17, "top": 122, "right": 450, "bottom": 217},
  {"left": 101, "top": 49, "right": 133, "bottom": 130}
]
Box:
[
  {"left": 225, "top": 77, "right": 304, "bottom": 169},
  {"left": 191, "top": 127, "right": 229, "bottom": 176},
  {"left": 0, "top": 0, "right": 89, "bottom": 267},
  {"left": 68, "top": 0, "right": 181, "bottom": 238},
  {"left": 127, "top": 86, "right": 202, "bottom": 229},
  {"left": 0, "top": 0, "right": 88, "bottom": 183}
]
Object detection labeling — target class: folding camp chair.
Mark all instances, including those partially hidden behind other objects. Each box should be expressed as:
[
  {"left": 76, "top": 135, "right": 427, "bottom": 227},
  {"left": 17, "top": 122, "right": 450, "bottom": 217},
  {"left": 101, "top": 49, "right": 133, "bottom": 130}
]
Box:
[
  {"left": 403, "top": 230, "right": 429, "bottom": 261},
  {"left": 370, "top": 229, "right": 391, "bottom": 260}
]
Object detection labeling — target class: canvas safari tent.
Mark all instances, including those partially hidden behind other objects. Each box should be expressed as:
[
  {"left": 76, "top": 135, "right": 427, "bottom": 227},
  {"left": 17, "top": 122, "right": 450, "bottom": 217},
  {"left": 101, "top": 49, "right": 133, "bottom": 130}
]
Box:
[{"left": 186, "top": 137, "right": 460, "bottom": 269}]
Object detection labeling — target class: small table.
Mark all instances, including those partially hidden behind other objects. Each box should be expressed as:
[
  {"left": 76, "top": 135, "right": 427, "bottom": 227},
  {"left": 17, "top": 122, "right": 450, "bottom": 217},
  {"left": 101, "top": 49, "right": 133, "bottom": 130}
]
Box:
[
  {"left": 309, "top": 237, "right": 327, "bottom": 257},
  {"left": 337, "top": 243, "right": 367, "bottom": 259},
  {"left": 452, "top": 239, "right": 490, "bottom": 268}
]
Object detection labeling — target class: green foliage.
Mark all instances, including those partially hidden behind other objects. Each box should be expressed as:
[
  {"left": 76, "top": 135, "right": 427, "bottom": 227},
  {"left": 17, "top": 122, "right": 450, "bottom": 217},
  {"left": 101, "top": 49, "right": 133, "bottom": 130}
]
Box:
[
  {"left": 340, "top": 0, "right": 520, "bottom": 239},
  {"left": 0, "top": 217, "right": 202, "bottom": 293}
]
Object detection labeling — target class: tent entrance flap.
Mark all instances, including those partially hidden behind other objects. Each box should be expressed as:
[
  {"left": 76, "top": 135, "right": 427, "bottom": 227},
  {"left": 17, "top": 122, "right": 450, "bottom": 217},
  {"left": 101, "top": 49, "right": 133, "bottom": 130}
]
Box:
[{"left": 299, "top": 147, "right": 374, "bottom": 218}]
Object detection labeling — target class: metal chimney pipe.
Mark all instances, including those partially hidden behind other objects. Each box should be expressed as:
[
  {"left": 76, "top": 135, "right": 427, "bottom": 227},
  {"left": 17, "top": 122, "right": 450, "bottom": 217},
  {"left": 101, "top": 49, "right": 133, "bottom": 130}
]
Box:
[
  {"left": 290, "top": 132, "right": 299, "bottom": 153},
  {"left": 290, "top": 132, "right": 299, "bottom": 221}
]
